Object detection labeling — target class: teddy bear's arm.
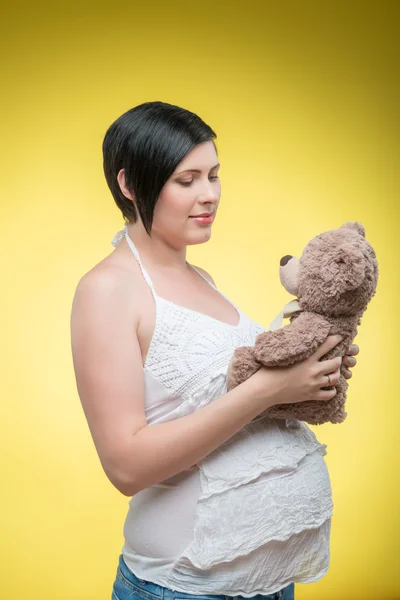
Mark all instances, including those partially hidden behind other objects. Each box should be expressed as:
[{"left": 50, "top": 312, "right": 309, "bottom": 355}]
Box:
[{"left": 253, "top": 312, "right": 331, "bottom": 367}]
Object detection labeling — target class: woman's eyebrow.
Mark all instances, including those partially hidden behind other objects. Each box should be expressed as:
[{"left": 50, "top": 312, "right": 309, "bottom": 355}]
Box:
[{"left": 175, "top": 163, "right": 220, "bottom": 175}]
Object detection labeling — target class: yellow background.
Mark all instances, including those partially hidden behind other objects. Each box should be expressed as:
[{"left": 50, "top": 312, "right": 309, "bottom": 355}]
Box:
[{"left": 1, "top": 1, "right": 399, "bottom": 598}]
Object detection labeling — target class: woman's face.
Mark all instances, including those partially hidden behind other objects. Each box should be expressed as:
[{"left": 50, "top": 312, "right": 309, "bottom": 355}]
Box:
[{"left": 151, "top": 140, "right": 221, "bottom": 247}]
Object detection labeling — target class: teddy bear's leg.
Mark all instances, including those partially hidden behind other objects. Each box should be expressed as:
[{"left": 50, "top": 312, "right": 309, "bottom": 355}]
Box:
[
  {"left": 328, "top": 375, "right": 349, "bottom": 423},
  {"left": 226, "top": 346, "right": 261, "bottom": 391}
]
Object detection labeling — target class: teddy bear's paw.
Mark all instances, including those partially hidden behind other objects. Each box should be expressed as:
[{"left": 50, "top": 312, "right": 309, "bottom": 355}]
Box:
[
  {"left": 254, "top": 313, "right": 331, "bottom": 367},
  {"left": 265, "top": 400, "right": 328, "bottom": 424},
  {"left": 265, "top": 395, "right": 348, "bottom": 425},
  {"left": 330, "top": 409, "right": 347, "bottom": 424},
  {"left": 226, "top": 346, "right": 260, "bottom": 391}
]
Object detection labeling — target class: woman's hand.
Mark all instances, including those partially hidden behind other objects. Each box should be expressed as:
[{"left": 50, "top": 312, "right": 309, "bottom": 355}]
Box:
[
  {"left": 249, "top": 335, "right": 345, "bottom": 408},
  {"left": 342, "top": 344, "right": 359, "bottom": 379}
]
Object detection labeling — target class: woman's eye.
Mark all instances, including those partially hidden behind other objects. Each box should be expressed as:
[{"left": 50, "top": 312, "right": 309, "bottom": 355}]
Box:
[{"left": 178, "top": 176, "right": 219, "bottom": 187}]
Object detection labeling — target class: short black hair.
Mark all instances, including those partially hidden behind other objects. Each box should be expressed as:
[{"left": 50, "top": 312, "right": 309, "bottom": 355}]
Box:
[{"left": 102, "top": 101, "right": 218, "bottom": 235}]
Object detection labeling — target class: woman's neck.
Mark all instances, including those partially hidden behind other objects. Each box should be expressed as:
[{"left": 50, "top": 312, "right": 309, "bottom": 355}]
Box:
[{"left": 124, "top": 221, "right": 189, "bottom": 272}]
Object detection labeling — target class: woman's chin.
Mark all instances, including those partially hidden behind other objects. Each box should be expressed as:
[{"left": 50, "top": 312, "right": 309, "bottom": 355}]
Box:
[{"left": 187, "top": 228, "right": 212, "bottom": 245}]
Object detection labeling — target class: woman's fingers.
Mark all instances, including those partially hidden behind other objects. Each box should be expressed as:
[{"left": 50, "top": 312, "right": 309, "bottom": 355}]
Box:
[
  {"left": 311, "top": 337, "right": 357, "bottom": 392},
  {"left": 343, "top": 344, "right": 358, "bottom": 370},
  {"left": 343, "top": 368, "right": 353, "bottom": 380},
  {"left": 319, "top": 367, "right": 341, "bottom": 388},
  {"left": 318, "top": 355, "right": 342, "bottom": 376},
  {"left": 314, "top": 335, "right": 344, "bottom": 360},
  {"left": 346, "top": 344, "right": 359, "bottom": 356},
  {"left": 313, "top": 340, "right": 358, "bottom": 390},
  {"left": 343, "top": 355, "right": 357, "bottom": 368},
  {"left": 315, "top": 387, "right": 337, "bottom": 401}
]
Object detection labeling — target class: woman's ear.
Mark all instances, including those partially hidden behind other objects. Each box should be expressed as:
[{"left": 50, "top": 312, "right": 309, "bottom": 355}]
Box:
[{"left": 117, "top": 168, "right": 135, "bottom": 201}]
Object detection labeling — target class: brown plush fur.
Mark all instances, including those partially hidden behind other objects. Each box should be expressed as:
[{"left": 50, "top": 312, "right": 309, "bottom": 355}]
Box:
[{"left": 227, "top": 222, "right": 379, "bottom": 425}]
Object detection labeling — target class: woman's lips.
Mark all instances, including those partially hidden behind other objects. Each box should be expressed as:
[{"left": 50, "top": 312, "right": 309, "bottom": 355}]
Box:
[{"left": 189, "top": 214, "right": 214, "bottom": 224}]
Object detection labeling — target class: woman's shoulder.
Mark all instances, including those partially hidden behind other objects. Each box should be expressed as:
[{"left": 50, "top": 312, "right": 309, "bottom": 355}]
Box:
[
  {"left": 76, "top": 254, "right": 138, "bottom": 295},
  {"left": 72, "top": 255, "right": 148, "bottom": 328}
]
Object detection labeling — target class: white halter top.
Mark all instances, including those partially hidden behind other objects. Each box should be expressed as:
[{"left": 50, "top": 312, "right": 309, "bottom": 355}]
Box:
[{"left": 112, "top": 224, "right": 334, "bottom": 597}]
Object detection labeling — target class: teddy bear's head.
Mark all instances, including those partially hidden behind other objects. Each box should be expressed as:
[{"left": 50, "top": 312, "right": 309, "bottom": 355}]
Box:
[{"left": 279, "top": 222, "right": 378, "bottom": 317}]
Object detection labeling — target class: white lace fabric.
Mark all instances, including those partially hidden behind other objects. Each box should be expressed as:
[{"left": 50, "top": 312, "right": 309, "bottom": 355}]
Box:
[{"left": 112, "top": 225, "right": 333, "bottom": 596}]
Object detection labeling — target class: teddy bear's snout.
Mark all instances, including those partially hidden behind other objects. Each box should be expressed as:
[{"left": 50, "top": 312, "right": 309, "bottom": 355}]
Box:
[
  {"left": 279, "top": 255, "right": 300, "bottom": 296},
  {"left": 280, "top": 255, "right": 293, "bottom": 267}
]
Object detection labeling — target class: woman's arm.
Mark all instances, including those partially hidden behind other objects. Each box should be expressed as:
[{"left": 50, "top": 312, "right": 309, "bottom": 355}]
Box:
[{"left": 70, "top": 268, "right": 343, "bottom": 497}]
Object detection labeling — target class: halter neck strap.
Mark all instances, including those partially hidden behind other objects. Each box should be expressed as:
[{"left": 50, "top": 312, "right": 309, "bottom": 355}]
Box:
[
  {"left": 111, "top": 223, "right": 222, "bottom": 302},
  {"left": 111, "top": 223, "right": 157, "bottom": 299},
  {"left": 110, "top": 223, "right": 128, "bottom": 247}
]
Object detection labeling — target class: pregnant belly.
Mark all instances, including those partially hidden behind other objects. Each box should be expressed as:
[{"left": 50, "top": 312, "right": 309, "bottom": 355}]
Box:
[{"left": 123, "top": 466, "right": 201, "bottom": 559}]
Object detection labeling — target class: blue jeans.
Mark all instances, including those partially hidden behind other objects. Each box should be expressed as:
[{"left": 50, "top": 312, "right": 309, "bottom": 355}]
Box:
[{"left": 112, "top": 554, "right": 295, "bottom": 600}]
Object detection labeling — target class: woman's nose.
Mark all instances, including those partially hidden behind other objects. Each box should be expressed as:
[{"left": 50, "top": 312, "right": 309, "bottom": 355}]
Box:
[
  {"left": 200, "top": 179, "right": 220, "bottom": 200},
  {"left": 199, "top": 191, "right": 219, "bottom": 206}
]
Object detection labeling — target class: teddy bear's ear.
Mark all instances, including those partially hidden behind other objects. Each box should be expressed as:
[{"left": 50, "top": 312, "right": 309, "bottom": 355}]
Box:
[
  {"left": 323, "top": 247, "right": 365, "bottom": 297},
  {"left": 340, "top": 221, "right": 366, "bottom": 238}
]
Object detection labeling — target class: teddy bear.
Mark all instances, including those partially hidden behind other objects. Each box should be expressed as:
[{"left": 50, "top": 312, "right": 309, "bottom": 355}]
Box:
[{"left": 226, "top": 222, "right": 379, "bottom": 425}]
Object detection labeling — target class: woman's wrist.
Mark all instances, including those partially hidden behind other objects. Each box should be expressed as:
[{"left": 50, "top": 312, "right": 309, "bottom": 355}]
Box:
[{"left": 241, "top": 367, "right": 281, "bottom": 411}]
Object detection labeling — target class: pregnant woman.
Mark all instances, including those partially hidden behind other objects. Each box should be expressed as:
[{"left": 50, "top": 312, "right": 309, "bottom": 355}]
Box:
[{"left": 70, "top": 101, "right": 358, "bottom": 600}]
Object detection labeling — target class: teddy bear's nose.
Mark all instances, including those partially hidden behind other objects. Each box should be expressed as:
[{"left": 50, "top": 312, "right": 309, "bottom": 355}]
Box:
[{"left": 280, "top": 255, "right": 293, "bottom": 267}]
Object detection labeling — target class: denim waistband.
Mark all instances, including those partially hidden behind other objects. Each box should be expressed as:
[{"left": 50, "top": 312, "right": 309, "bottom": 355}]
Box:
[{"left": 116, "top": 554, "right": 294, "bottom": 600}]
